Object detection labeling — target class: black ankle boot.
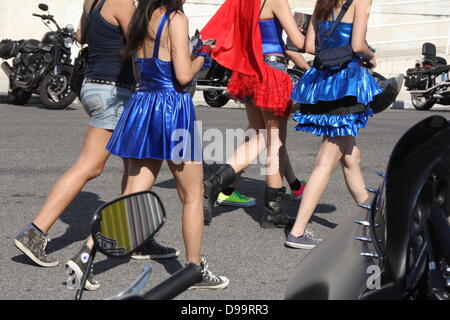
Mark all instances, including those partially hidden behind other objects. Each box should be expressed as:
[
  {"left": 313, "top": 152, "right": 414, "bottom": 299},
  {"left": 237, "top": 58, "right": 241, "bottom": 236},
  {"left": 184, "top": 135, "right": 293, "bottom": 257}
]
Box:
[
  {"left": 203, "top": 164, "right": 236, "bottom": 225},
  {"left": 260, "top": 186, "right": 294, "bottom": 229}
]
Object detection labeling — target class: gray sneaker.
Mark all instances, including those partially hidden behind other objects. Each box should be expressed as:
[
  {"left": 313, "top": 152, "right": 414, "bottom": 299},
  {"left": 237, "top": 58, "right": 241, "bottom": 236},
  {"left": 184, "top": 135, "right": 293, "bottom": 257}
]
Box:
[
  {"left": 131, "top": 237, "right": 180, "bottom": 260},
  {"left": 65, "top": 244, "right": 100, "bottom": 291},
  {"left": 285, "top": 229, "right": 322, "bottom": 249},
  {"left": 14, "top": 225, "right": 59, "bottom": 267},
  {"left": 189, "top": 257, "right": 230, "bottom": 290}
]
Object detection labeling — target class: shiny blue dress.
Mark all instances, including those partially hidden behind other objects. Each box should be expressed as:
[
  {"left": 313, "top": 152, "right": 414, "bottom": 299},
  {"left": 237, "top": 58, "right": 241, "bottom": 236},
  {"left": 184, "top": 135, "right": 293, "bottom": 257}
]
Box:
[
  {"left": 291, "top": 15, "right": 382, "bottom": 137},
  {"left": 107, "top": 11, "right": 202, "bottom": 162}
]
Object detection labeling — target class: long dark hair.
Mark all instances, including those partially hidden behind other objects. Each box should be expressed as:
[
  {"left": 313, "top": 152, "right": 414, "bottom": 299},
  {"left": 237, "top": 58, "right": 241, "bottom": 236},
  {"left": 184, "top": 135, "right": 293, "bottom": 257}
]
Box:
[
  {"left": 313, "top": 0, "right": 344, "bottom": 21},
  {"left": 122, "top": 0, "right": 184, "bottom": 57}
]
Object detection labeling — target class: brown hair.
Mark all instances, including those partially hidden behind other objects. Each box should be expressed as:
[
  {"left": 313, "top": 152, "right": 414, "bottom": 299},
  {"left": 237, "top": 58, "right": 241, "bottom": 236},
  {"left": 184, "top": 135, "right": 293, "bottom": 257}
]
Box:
[{"left": 313, "top": 0, "right": 344, "bottom": 21}]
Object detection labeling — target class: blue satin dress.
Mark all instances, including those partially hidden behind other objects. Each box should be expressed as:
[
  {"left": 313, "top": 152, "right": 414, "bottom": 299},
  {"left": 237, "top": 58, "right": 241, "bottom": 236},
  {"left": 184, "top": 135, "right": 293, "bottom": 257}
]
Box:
[
  {"left": 107, "top": 11, "right": 202, "bottom": 162},
  {"left": 291, "top": 15, "right": 382, "bottom": 137}
]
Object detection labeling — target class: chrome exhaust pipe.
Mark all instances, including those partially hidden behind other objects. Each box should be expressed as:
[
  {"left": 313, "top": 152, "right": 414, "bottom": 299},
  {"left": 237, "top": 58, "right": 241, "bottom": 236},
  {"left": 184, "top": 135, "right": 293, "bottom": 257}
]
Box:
[{"left": 1, "top": 61, "right": 13, "bottom": 77}]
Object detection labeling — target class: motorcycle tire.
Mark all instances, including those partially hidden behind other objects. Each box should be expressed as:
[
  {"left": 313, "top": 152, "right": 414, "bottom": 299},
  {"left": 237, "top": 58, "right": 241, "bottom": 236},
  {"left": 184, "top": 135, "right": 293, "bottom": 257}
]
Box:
[
  {"left": 39, "top": 65, "right": 77, "bottom": 110},
  {"left": 7, "top": 88, "right": 32, "bottom": 105},
  {"left": 411, "top": 94, "right": 435, "bottom": 111},
  {"left": 203, "top": 90, "right": 229, "bottom": 108}
]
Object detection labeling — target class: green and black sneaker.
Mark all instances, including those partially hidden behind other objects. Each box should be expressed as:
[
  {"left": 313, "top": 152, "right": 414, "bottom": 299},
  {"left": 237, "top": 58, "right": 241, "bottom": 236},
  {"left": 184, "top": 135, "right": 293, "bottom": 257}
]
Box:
[{"left": 216, "top": 191, "right": 256, "bottom": 208}]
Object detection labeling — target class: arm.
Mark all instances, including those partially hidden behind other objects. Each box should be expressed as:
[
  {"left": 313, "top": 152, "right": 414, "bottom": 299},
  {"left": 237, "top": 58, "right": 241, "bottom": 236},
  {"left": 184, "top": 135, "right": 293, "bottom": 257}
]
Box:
[
  {"left": 272, "top": 0, "right": 305, "bottom": 51},
  {"left": 285, "top": 50, "right": 310, "bottom": 71},
  {"left": 351, "top": 0, "right": 375, "bottom": 60},
  {"left": 304, "top": 15, "right": 317, "bottom": 55},
  {"left": 170, "top": 12, "right": 205, "bottom": 86},
  {"left": 76, "top": 0, "right": 92, "bottom": 44},
  {"left": 113, "top": 0, "right": 137, "bottom": 38}
]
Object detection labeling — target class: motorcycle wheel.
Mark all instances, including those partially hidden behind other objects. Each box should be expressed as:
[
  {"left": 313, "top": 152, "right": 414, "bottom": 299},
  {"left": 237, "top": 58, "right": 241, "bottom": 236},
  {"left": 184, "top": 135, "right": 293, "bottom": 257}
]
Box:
[
  {"left": 7, "top": 88, "right": 32, "bottom": 105},
  {"left": 39, "top": 65, "right": 77, "bottom": 110},
  {"left": 411, "top": 94, "right": 435, "bottom": 111},
  {"left": 407, "top": 167, "right": 450, "bottom": 299},
  {"left": 203, "top": 90, "right": 230, "bottom": 108}
]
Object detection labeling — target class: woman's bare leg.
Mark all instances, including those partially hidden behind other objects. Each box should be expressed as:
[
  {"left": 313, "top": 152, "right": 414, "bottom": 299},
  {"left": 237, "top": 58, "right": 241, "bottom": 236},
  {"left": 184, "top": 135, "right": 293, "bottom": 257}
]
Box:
[
  {"left": 261, "top": 111, "right": 284, "bottom": 188},
  {"left": 123, "top": 158, "right": 162, "bottom": 195},
  {"left": 33, "top": 126, "right": 113, "bottom": 233},
  {"left": 340, "top": 141, "right": 369, "bottom": 204},
  {"left": 226, "top": 104, "right": 266, "bottom": 173},
  {"left": 290, "top": 136, "right": 344, "bottom": 237},
  {"left": 168, "top": 161, "right": 204, "bottom": 265}
]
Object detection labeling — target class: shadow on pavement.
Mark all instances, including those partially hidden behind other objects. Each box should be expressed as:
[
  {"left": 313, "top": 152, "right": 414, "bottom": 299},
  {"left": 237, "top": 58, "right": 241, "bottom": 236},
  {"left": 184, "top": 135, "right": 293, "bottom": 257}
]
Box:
[{"left": 47, "top": 191, "right": 106, "bottom": 254}]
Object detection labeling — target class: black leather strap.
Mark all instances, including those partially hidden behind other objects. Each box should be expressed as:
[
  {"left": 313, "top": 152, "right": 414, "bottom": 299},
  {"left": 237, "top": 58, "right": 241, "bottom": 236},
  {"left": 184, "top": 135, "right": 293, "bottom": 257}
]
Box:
[
  {"left": 82, "top": 0, "right": 101, "bottom": 44},
  {"left": 260, "top": 0, "right": 268, "bottom": 16},
  {"left": 324, "top": 0, "right": 353, "bottom": 38}
]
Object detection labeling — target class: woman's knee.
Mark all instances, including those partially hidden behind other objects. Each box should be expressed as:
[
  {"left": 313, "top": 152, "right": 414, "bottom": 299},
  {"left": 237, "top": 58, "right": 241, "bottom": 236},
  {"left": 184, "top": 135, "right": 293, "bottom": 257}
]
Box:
[{"left": 73, "top": 161, "right": 105, "bottom": 180}]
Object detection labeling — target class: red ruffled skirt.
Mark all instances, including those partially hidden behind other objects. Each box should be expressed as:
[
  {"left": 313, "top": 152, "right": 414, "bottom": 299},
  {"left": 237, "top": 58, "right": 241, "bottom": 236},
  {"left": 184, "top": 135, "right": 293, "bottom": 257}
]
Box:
[{"left": 227, "top": 63, "right": 293, "bottom": 118}]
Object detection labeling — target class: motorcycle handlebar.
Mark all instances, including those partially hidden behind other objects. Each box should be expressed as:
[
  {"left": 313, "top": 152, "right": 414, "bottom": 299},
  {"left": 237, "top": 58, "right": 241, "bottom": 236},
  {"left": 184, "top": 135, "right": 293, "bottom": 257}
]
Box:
[{"left": 134, "top": 263, "right": 202, "bottom": 300}]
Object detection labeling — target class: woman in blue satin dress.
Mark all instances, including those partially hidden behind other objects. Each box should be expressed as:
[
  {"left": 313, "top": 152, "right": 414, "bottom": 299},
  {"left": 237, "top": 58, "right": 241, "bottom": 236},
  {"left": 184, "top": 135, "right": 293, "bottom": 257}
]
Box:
[
  {"left": 285, "top": 0, "right": 382, "bottom": 249},
  {"left": 106, "top": 0, "right": 229, "bottom": 290}
]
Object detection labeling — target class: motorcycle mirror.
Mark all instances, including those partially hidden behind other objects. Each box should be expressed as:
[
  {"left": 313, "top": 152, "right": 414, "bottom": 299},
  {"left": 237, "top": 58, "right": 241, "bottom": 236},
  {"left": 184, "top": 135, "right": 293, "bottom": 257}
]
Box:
[
  {"left": 38, "top": 3, "right": 49, "bottom": 11},
  {"left": 66, "top": 24, "right": 75, "bottom": 33},
  {"left": 91, "top": 191, "right": 166, "bottom": 258}
]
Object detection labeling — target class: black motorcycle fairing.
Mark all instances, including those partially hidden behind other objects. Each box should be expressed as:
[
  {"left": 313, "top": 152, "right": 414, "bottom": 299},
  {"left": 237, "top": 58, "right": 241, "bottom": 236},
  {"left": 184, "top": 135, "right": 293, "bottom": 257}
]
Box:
[
  {"left": 383, "top": 128, "right": 450, "bottom": 285},
  {"left": 285, "top": 196, "right": 379, "bottom": 300},
  {"left": 385, "top": 116, "right": 448, "bottom": 179}
]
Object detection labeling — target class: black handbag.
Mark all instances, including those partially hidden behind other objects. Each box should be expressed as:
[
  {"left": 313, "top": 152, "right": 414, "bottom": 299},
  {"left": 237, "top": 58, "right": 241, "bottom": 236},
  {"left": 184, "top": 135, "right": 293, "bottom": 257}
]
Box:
[
  {"left": 70, "top": 0, "right": 100, "bottom": 98},
  {"left": 313, "top": 0, "right": 354, "bottom": 70}
]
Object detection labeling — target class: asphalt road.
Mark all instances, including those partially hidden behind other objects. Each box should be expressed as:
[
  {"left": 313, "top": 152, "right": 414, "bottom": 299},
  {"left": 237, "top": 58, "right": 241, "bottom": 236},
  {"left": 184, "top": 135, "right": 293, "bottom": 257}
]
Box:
[{"left": 1, "top": 100, "right": 449, "bottom": 300}]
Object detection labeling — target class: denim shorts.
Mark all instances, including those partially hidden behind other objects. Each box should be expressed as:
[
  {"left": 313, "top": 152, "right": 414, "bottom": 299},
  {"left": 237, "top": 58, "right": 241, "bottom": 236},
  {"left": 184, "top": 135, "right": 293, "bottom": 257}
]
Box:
[
  {"left": 80, "top": 82, "right": 133, "bottom": 130},
  {"left": 264, "top": 60, "right": 288, "bottom": 73}
]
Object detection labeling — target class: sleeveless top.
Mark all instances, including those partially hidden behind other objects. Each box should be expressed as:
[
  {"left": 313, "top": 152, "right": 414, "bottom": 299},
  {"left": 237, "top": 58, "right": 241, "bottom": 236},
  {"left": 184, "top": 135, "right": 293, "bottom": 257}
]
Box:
[
  {"left": 259, "top": 18, "right": 285, "bottom": 55},
  {"left": 85, "top": 0, "right": 134, "bottom": 86},
  {"left": 292, "top": 10, "right": 382, "bottom": 107},
  {"left": 134, "top": 12, "right": 179, "bottom": 92}
]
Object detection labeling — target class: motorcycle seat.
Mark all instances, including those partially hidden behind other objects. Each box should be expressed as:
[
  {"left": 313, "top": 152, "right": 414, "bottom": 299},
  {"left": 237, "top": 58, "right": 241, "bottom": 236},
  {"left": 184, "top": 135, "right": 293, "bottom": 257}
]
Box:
[
  {"left": 431, "top": 65, "right": 450, "bottom": 76},
  {"left": 20, "top": 39, "right": 41, "bottom": 53}
]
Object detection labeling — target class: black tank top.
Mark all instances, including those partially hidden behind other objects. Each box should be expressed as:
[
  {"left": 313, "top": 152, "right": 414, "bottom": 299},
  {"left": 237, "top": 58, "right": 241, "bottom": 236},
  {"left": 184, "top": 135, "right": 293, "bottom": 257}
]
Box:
[{"left": 85, "top": 0, "right": 134, "bottom": 85}]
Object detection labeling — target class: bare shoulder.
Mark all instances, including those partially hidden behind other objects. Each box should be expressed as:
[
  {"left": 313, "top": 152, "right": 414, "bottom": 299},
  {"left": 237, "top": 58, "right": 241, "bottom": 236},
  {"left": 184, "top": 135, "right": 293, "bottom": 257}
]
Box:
[
  {"left": 110, "top": 0, "right": 136, "bottom": 8},
  {"left": 170, "top": 10, "right": 187, "bottom": 22},
  {"left": 354, "top": 0, "right": 372, "bottom": 9}
]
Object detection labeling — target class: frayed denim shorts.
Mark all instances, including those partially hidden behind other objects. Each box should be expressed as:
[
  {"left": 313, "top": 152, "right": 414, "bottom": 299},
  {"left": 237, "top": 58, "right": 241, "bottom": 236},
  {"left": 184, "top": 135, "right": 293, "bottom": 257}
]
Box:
[{"left": 80, "top": 82, "right": 133, "bottom": 130}]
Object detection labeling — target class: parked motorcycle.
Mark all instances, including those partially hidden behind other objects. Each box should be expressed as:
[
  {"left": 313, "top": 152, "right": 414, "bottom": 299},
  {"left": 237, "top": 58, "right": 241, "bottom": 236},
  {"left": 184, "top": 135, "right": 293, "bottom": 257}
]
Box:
[
  {"left": 0, "top": 3, "right": 77, "bottom": 109},
  {"left": 286, "top": 115, "right": 450, "bottom": 300},
  {"left": 71, "top": 190, "right": 202, "bottom": 300},
  {"left": 405, "top": 42, "right": 450, "bottom": 111}
]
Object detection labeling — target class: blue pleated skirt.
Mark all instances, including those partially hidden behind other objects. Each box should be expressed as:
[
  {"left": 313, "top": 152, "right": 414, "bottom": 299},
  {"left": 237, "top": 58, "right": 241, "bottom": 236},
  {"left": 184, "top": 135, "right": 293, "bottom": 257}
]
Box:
[
  {"left": 291, "top": 62, "right": 382, "bottom": 137},
  {"left": 106, "top": 89, "right": 202, "bottom": 162}
]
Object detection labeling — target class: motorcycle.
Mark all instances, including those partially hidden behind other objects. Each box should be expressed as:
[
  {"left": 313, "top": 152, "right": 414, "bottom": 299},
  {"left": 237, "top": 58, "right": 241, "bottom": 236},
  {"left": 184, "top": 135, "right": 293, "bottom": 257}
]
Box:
[
  {"left": 71, "top": 190, "right": 202, "bottom": 300},
  {"left": 0, "top": 3, "right": 77, "bottom": 109},
  {"left": 404, "top": 42, "right": 450, "bottom": 111},
  {"left": 286, "top": 115, "right": 450, "bottom": 300}
]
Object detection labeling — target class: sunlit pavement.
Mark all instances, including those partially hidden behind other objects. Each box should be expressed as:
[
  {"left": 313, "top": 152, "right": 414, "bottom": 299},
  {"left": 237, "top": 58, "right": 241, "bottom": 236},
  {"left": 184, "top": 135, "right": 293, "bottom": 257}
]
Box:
[{"left": 0, "top": 101, "right": 449, "bottom": 300}]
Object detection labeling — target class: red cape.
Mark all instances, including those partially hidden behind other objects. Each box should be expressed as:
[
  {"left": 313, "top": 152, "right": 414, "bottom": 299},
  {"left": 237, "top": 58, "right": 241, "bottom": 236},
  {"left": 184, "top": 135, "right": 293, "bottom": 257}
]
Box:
[{"left": 200, "top": 0, "right": 265, "bottom": 81}]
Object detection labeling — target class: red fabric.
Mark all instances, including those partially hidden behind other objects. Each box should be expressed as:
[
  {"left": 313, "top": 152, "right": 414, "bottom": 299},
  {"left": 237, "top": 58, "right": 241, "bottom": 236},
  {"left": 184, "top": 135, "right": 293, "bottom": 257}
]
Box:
[
  {"left": 200, "top": 0, "right": 266, "bottom": 80},
  {"left": 228, "top": 64, "right": 293, "bottom": 118},
  {"left": 201, "top": 0, "right": 292, "bottom": 116}
]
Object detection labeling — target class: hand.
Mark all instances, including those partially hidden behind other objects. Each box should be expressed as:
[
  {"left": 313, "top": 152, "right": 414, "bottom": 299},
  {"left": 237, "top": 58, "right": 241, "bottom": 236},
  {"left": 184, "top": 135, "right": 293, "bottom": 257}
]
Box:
[{"left": 361, "top": 57, "right": 377, "bottom": 69}]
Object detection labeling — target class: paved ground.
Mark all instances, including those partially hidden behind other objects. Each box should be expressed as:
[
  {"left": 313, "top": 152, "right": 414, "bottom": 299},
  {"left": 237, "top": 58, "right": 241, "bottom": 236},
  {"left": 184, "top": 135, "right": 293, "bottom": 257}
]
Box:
[{"left": 0, "top": 100, "right": 449, "bottom": 300}]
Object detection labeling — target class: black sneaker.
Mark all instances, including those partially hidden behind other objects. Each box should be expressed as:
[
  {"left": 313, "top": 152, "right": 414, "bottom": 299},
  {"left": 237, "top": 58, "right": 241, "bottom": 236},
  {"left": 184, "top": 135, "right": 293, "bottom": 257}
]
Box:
[
  {"left": 131, "top": 237, "right": 180, "bottom": 260},
  {"left": 65, "top": 243, "right": 100, "bottom": 291},
  {"left": 14, "top": 225, "right": 59, "bottom": 267},
  {"left": 189, "top": 257, "right": 230, "bottom": 290}
]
